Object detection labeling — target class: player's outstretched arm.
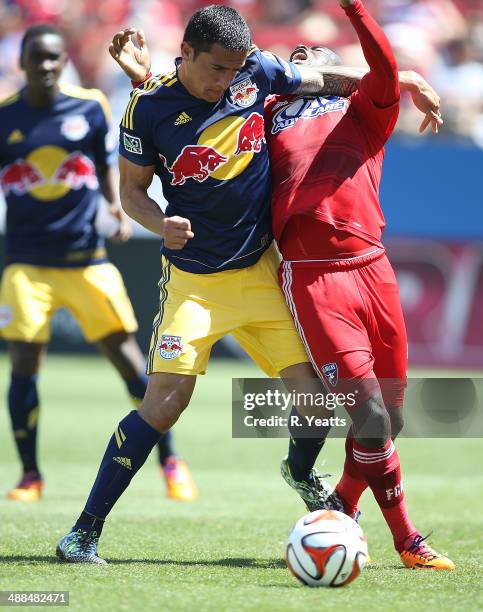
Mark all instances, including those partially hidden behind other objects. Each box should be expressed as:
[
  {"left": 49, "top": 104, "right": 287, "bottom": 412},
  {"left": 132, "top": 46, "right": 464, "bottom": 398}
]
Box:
[
  {"left": 340, "top": 0, "right": 399, "bottom": 108},
  {"left": 119, "top": 156, "right": 194, "bottom": 248},
  {"left": 109, "top": 28, "right": 151, "bottom": 83},
  {"left": 293, "top": 64, "right": 365, "bottom": 97}
]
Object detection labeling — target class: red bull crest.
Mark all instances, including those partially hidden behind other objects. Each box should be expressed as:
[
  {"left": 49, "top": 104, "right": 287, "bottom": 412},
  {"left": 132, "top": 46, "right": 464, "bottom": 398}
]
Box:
[
  {"left": 230, "top": 78, "right": 259, "bottom": 108},
  {"left": 0, "top": 159, "right": 44, "bottom": 195},
  {"left": 52, "top": 152, "right": 98, "bottom": 190},
  {"left": 160, "top": 146, "right": 228, "bottom": 186},
  {"left": 159, "top": 334, "right": 183, "bottom": 360},
  {"left": 234, "top": 113, "right": 266, "bottom": 156}
]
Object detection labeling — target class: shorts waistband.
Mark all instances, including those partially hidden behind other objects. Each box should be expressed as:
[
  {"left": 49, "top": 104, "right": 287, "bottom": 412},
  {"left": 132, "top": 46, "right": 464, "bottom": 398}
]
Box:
[{"left": 282, "top": 247, "right": 385, "bottom": 270}]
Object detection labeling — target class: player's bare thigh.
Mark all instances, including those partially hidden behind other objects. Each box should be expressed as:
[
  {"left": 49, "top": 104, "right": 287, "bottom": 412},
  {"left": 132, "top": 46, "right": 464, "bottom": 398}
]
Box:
[{"left": 139, "top": 372, "right": 197, "bottom": 433}]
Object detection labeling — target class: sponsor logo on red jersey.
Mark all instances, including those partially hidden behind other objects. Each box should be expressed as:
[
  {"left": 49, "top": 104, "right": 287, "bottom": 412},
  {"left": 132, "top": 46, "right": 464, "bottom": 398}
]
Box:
[{"left": 270, "top": 96, "right": 349, "bottom": 134}]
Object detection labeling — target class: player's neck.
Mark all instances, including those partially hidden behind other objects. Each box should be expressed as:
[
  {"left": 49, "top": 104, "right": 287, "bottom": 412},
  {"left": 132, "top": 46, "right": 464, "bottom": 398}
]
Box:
[
  {"left": 24, "top": 84, "right": 59, "bottom": 107},
  {"left": 177, "top": 62, "right": 201, "bottom": 101}
]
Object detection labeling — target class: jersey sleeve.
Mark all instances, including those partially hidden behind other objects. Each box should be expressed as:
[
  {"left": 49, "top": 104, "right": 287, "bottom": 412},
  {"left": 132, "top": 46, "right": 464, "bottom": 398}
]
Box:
[
  {"left": 91, "top": 91, "right": 116, "bottom": 167},
  {"left": 256, "top": 49, "right": 301, "bottom": 95},
  {"left": 119, "top": 91, "right": 158, "bottom": 166},
  {"left": 350, "top": 86, "right": 399, "bottom": 147}
]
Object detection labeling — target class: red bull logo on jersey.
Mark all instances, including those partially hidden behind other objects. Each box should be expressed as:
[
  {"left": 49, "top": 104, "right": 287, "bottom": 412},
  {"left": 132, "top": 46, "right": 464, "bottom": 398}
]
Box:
[
  {"left": 270, "top": 96, "right": 349, "bottom": 135},
  {"left": 234, "top": 112, "right": 265, "bottom": 155},
  {"left": 160, "top": 113, "right": 267, "bottom": 186},
  {"left": 230, "top": 78, "right": 259, "bottom": 108},
  {"left": 160, "top": 146, "right": 228, "bottom": 186},
  {"left": 0, "top": 146, "right": 98, "bottom": 201},
  {"left": 52, "top": 152, "right": 98, "bottom": 190},
  {"left": 159, "top": 335, "right": 183, "bottom": 360},
  {"left": 0, "top": 159, "right": 43, "bottom": 195}
]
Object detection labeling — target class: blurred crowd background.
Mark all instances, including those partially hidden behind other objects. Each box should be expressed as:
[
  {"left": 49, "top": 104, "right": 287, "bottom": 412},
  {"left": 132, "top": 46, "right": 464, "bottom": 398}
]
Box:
[{"left": 0, "top": 0, "right": 482, "bottom": 141}]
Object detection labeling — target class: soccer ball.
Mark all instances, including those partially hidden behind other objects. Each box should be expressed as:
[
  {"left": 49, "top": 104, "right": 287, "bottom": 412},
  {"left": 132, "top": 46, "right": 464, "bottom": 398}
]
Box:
[{"left": 286, "top": 509, "right": 368, "bottom": 587}]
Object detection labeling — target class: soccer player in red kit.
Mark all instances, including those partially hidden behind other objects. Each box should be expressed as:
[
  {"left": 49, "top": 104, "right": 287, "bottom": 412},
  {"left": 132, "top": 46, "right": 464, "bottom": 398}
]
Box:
[{"left": 267, "top": 0, "right": 454, "bottom": 569}]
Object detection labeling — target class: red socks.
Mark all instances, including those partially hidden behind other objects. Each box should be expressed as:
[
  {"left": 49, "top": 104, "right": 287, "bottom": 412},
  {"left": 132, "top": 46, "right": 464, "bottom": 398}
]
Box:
[
  {"left": 335, "top": 434, "right": 368, "bottom": 517},
  {"left": 352, "top": 439, "right": 417, "bottom": 552}
]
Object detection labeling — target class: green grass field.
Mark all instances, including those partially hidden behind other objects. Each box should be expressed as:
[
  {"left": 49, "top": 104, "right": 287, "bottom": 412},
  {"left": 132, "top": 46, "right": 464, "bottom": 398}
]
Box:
[{"left": 0, "top": 355, "right": 482, "bottom": 611}]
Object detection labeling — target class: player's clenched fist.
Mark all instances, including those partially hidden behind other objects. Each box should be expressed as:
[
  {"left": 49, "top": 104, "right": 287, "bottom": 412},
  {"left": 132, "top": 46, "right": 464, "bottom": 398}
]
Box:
[{"left": 162, "top": 216, "right": 194, "bottom": 249}]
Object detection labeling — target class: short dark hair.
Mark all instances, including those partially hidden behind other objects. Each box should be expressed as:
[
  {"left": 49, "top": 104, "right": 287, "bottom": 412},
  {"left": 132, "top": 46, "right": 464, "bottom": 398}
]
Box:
[
  {"left": 183, "top": 5, "right": 251, "bottom": 56},
  {"left": 20, "top": 24, "right": 64, "bottom": 60}
]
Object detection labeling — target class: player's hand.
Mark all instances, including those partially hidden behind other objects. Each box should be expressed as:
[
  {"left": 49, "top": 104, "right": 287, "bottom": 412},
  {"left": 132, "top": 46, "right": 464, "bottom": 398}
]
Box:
[
  {"left": 109, "top": 28, "right": 151, "bottom": 82},
  {"left": 408, "top": 73, "right": 443, "bottom": 134},
  {"left": 162, "top": 216, "right": 194, "bottom": 250},
  {"left": 109, "top": 205, "right": 133, "bottom": 243}
]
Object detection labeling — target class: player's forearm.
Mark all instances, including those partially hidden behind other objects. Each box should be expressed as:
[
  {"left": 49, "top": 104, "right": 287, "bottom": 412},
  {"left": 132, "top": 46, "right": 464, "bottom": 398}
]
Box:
[
  {"left": 97, "top": 165, "right": 119, "bottom": 205},
  {"left": 120, "top": 184, "right": 166, "bottom": 237},
  {"left": 294, "top": 64, "right": 364, "bottom": 97},
  {"left": 398, "top": 70, "right": 423, "bottom": 94},
  {"left": 342, "top": 0, "right": 399, "bottom": 106}
]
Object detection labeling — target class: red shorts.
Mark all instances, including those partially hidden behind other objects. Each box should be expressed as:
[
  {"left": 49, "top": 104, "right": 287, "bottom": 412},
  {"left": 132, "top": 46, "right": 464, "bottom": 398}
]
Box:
[{"left": 279, "top": 249, "right": 407, "bottom": 407}]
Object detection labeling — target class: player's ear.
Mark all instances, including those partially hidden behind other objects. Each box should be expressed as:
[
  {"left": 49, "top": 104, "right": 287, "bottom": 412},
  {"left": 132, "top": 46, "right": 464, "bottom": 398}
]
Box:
[{"left": 181, "top": 41, "right": 194, "bottom": 62}]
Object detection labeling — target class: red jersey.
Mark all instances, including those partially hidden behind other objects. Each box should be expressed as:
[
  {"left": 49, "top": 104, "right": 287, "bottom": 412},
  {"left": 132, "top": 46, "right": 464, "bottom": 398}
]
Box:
[
  {"left": 266, "top": 88, "right": 399, "bottom": 249},
  {"left": 266, "top": 0, "right": 400, "bottom": 257}
]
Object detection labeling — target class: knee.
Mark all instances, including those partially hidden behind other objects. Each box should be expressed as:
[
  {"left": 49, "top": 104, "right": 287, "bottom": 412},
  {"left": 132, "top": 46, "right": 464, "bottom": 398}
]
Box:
[
  {"left": 138, "top": 374, "right": 195, "bottom": 433},
  {"left": 350, "top": 396, "right": 391, "bottom": 449}
]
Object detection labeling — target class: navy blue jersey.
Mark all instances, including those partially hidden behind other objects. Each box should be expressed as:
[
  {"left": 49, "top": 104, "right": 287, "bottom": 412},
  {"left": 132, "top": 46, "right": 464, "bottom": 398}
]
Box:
[
  {"left": 0, "top": 85, "right": 114, "bottom": 267},
  {"left": 119, "top": 47, "right": 301, "bottom": 273}
]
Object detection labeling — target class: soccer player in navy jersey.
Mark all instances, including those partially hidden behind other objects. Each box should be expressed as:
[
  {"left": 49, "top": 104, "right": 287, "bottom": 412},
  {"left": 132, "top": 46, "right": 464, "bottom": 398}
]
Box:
[
  {"left": 267, "top": 0, "right": 453, "bottom": 569},
  {"left": 0, "top": 25, "right": 196, "bottom": 505},
  {"left": 56, "top": 5, "right": 380, "bottom": 564}
]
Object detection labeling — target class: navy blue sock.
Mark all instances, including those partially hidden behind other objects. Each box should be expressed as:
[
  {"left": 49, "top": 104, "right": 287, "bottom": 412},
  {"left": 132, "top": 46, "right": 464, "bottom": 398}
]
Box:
[
  {"left": 78, "top": 410, "right": 160, "bottom": 522},
  {"left": 287, "top": 407, "right": 328, "bottom": 482},
  {"left": 123, "top": 374, "right": 148, "bottom": 408},
  {"left": 123, "top": 374, "right": 175, "bottom": 465},
  {"left": 157, "top": 429, "right": 174, "bottom": 465},
  {"left": 8, "top": 373, "right": 40, "bottom": 475}
]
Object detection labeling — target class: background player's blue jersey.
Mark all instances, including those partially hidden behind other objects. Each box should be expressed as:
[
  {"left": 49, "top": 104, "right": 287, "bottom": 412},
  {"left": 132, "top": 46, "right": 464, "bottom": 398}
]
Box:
[
  {"left": 119, "top": 47, "right": 301, "bottom": 273},
  {"left": 0, "top": 85, "right": 114, "bottom": 267}
]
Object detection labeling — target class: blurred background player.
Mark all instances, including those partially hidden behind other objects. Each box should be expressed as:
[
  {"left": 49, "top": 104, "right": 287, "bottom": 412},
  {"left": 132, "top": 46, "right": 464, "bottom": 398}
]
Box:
[
  {"left": 267, "top": 0, "right": 453, "bottom": 569},
  {"left": 0, "top": 24, "right": 197, "bottom": 504}
]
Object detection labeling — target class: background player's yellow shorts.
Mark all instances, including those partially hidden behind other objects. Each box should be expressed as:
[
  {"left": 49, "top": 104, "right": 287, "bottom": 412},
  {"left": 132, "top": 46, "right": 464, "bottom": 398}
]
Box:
[
  {"left": 0, "top": 263, "right": 138, "bottom": 343},
  {"left": 147, "top": 245, "right": 309, "bottom": 377}
]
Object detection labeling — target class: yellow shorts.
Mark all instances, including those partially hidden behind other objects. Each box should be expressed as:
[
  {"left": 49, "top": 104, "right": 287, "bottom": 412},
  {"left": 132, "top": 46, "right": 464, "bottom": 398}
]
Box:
[
  {"left": 147, "top": 245, "right": 309, "bottom": 377},
  {"left": 0, "top": 263, "right": 138, "bottom": 343}
]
